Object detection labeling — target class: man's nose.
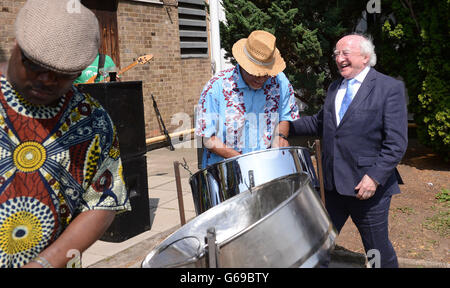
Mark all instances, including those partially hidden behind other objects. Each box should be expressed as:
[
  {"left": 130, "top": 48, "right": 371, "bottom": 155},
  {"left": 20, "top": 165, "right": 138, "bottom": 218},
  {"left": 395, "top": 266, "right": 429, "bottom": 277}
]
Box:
[
  {"left": 335, "top": 53, "right": 346, "bottom": 62},
  {"left": 36, "top": 71, "right": 58, "bottom": 84}
]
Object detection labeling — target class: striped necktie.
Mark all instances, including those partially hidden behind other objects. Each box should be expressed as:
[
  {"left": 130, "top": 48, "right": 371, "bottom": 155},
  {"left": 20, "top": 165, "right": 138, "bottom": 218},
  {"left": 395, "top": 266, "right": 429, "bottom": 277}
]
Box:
[{"left": 338, "top": 79, "right": 356, "bottom": 121}]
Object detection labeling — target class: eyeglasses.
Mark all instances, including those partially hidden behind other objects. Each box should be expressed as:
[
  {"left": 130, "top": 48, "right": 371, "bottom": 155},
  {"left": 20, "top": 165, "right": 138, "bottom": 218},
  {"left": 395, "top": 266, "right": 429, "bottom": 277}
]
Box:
[
  {"left": 332, "top": 50, "right": 361, "bottom": 59},
  {"left": 20, "top": 49, "right": 79, "bottom": 80}
]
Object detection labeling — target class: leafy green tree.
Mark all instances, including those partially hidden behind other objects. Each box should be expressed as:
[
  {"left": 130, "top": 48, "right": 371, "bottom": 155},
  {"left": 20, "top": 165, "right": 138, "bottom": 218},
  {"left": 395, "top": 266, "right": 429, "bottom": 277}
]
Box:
[
  {"left": 219, "top": 0, "right": 365, "bottom": 114},
  {"left": 220, "top": 0, "right": 449, "bottom": 159},
  {"left": 367, "top": 0, "right": 449, "bottom": 160}
]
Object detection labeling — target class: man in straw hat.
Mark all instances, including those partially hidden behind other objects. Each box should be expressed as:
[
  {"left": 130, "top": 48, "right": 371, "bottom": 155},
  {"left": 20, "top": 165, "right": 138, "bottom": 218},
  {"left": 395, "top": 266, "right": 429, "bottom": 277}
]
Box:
[
  {"left": 195, "top": 30, "right": 300, "bottom": 168},
  {"left": 0, "top": 0, "right": 130, "bottom": 267}
]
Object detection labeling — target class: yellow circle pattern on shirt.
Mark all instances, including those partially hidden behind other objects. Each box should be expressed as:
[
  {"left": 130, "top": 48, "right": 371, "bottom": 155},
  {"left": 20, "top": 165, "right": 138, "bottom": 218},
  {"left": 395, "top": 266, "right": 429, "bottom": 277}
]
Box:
[
  {"left": 0, "top": 211, "right": 42, "bottom": 255},
  {"left": 13, "top": 141, "right": 47, "bottom": 172}
]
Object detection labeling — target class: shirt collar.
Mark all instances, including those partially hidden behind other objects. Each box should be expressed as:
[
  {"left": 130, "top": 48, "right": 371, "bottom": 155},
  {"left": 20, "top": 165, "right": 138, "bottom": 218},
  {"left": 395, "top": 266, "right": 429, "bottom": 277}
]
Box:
[
  {"left": 341, "top": 66, "right": 371, "bottom": 87},
  {"left": 353, "top": 66, "right": 371, "bottom": 84}
]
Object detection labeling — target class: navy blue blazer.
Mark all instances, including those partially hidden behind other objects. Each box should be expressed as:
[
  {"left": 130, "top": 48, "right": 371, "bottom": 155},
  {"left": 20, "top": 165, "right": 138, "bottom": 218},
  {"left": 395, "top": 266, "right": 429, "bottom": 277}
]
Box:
[{"left": 290, "top": 68, "right": 408, "bottom": 197}]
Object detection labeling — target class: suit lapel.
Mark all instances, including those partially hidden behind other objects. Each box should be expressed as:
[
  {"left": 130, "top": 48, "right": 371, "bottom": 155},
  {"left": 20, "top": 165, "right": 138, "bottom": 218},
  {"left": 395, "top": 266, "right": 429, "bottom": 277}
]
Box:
[
  {"left": 328, "top": 78, "right": 342, "bottom": 128},
  {"left": 338, "top": 68, "right": 376, "bottom": 127}
]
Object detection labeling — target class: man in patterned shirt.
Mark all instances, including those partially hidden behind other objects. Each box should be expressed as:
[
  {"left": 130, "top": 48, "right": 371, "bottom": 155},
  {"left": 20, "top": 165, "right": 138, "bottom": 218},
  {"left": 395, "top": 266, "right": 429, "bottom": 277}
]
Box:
[
  {"left": 195, "top": 30, "right": 300, "bottom": 168},
  {"left": 0, "top": 0, "right": 130, "bottom": 268}
]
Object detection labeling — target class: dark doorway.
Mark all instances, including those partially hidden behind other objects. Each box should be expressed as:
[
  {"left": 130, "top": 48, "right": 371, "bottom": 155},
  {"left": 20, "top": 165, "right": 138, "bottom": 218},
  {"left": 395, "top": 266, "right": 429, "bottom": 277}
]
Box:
[{"left": 81, "top": 0, "right": 121, "bottom": 67}]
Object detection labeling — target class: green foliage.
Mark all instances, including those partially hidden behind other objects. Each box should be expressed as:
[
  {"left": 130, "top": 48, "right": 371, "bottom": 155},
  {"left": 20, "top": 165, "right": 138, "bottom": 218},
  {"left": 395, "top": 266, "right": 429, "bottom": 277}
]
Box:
[
  {"left": 368, "top": 0, "right": 450, "bottom": 161},
  {"left": 219, "top": 0, "right": 365, "bottom": 114},
  {"left": 436, "top": 189, "right": 450, "bottom": 204},
  {"left": 219, "top": 0, "right": 449, "bottom": 159},
  {"left": 424, "top": 189, "right": 450, "bottom": 237},
  {"left": 424, "top": 210, "right": 450, "bottom": 237}
]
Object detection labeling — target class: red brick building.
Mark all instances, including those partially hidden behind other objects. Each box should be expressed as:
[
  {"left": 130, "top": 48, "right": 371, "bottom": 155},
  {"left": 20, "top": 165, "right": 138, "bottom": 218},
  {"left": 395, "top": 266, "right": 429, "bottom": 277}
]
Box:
[{"left": 0, "top": 0, "right": 212, "bottom": 139}]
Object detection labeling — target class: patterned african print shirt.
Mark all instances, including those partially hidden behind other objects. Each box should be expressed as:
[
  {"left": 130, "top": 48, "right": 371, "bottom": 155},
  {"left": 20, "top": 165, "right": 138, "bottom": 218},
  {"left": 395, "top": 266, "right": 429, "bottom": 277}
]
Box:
[
  {"left": 195, "top": 65, "right": 300, "bottom": 168},
  {"left": 0, "top": 75, "right": 130, "bottom": 267}
]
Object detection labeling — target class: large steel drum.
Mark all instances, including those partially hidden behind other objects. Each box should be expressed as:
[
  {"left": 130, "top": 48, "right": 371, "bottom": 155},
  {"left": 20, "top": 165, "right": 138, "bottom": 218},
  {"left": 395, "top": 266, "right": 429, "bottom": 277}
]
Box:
[
  {"left": 141, "top": 173, "right": 337, "bottom": 268},
  {"left": 190, "top": 147, "right": 318, "bottom": 214}
]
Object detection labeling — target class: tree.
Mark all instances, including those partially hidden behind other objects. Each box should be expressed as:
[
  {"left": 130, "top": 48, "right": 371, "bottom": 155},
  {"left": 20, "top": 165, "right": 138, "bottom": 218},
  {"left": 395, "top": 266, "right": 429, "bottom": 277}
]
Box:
[
  {"left": 220, "top": 0, "right": 449, "bottom": 160},
  {"left": 367, "top": 0, "right": 449, "bottom": 160},
  {"left": 219, "top": 0, "right": 366, "bottom": 114}
]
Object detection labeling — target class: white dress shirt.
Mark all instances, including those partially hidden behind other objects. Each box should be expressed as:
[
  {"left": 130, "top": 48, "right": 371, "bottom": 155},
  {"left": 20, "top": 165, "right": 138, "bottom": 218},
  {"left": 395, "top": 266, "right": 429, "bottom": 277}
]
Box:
[{"left": 335, "top": 66, "right": 371, "bottom": 125}]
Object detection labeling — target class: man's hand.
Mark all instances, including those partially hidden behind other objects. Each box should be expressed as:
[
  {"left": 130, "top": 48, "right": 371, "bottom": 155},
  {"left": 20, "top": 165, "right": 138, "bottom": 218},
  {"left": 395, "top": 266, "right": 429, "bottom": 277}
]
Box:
[
  {"left": 204, "top": 136, "right": 241, "bottom": 159},
  {"left": 22, "top": 261, "right": 43, "bottom": 268},
  {"left": 355, "top": 174, "right": 378, "bottom": 200},
  {"left": 272, "top": 121, "right": 290, "bottom": 148},
  {"left": 271, "top": 135, "right": 289, "bottom": 148},
  {"left": 22, "top": 209, "right": 116, "bottom": 268}
]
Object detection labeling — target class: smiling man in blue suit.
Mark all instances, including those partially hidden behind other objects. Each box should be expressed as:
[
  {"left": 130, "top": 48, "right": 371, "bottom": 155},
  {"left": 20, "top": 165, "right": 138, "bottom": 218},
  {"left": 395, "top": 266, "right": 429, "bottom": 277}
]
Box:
[{"left": 290, "top": 34, "right": 408, "bottom": 267}]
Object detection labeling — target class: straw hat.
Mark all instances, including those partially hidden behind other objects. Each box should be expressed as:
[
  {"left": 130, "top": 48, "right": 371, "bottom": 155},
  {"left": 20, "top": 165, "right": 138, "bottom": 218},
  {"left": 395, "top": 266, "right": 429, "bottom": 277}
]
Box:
[
  {"left": 15, "top": 0, "right": 100, "bottom": 74},
  {"left": 232, "top": 30, "right": 286, "bottom": 77}
]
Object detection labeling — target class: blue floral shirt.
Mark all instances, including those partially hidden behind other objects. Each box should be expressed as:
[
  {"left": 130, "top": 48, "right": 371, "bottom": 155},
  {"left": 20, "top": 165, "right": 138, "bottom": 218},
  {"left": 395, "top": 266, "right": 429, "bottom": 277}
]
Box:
[{"left": 195, "top": 65, "right": 300, "bottom": 168}]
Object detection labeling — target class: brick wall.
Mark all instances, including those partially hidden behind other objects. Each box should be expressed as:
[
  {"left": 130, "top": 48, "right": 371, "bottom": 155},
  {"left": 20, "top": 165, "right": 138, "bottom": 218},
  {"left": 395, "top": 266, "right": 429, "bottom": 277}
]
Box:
[
  {"left": 0, "top": 0, "right": 26, "bottom": 62},
  {"left": 117, "top": 0, "right": 211, "bottom": 139},
  {"left": 0, "top": 0, "right": 212, "bottom": 139}
]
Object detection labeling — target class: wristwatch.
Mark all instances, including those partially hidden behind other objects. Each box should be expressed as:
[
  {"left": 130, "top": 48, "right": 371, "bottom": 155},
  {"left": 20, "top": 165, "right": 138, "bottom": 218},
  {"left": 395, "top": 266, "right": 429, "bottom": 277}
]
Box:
[{"left": 277, "top": 133, "right": 289, "bottom": 140}]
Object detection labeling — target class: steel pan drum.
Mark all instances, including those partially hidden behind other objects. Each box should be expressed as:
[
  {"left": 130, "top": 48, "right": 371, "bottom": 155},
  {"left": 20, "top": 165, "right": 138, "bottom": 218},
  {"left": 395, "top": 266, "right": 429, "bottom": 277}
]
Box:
[
  {"left": 190, "top": 147, "right": 318, "bottom": 214},
  {"left": 141, "top": 173, "right": 337, "bottom": 268}
]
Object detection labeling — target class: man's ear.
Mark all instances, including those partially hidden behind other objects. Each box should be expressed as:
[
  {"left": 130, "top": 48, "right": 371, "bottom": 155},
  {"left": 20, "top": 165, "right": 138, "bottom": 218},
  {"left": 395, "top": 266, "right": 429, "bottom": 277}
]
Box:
[
  {"left": 363, "top": 54, "right": 370, "bottom": 66},
  {"left": 10, "top": 40, "right": 20, "bottom": 56}
]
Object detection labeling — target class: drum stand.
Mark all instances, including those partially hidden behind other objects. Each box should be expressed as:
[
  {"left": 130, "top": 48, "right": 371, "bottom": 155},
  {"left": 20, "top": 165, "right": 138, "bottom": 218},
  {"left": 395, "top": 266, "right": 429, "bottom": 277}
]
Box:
[
  {"left": 314, "top": 140, "right": 326, "bottom": 204},
  {"left": 205, "top": 227, "right": 220, "bottom": 268}
]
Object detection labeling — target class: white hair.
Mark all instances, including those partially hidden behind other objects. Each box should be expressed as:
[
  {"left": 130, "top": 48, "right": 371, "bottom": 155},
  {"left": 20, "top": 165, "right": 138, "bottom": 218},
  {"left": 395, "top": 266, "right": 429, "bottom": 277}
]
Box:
[
  {"left": 336, "top": 33, "right": 377, "bottom": 67},
  {"left": 359, "top": 35, "right": 377, "bottom": 67}
]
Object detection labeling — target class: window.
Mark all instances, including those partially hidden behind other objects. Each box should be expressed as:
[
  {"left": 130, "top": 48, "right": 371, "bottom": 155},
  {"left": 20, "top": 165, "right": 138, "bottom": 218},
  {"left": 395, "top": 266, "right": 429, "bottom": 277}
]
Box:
[{"left": 178, "top": 0, "right": 208, "bottom": 58}]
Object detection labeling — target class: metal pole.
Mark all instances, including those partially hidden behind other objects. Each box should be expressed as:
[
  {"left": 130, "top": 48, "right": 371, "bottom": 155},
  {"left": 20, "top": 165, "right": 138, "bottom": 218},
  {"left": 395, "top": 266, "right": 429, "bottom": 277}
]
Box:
[
  {"left": 146, "top": 128, "right": 195, "bottom": 145},
  {"left": 206, "top": 227, "right": 219, "bottom": 268},
  {"left": 314, "top": 139, "right": 326, "bottom": 204},
  {"left": 151, "top": 93, "right": 174, "bottom": 151},
  {"left": 209, "top": 0, "right": 222, "bottom": 74},
  {"left": 173, "top": 161, "right": 186, "bottom": 225}
]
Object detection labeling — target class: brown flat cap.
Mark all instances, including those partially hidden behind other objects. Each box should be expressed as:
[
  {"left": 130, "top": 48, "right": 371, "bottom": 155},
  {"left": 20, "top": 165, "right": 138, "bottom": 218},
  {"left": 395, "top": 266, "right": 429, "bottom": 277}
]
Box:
[{"left": 15, "top": 0, "right": 100, "bottom": 74}]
